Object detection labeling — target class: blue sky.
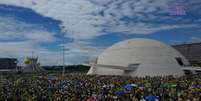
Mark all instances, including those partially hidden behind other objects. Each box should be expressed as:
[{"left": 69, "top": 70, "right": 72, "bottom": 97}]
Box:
[{"left": 0, "top": 0, "right": 200, "bottom": 65}]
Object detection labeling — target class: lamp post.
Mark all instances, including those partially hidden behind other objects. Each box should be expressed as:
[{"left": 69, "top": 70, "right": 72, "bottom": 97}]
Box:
[
  {"left": 61, "top": 26, "right": 66, "bottom": 76},
  {"left": 62, "top": 36, "right": 65, "bottom": 76}
]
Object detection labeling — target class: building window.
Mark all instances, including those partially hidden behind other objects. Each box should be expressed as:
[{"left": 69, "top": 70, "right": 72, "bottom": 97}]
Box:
[{"left": 175, "top": 57, "right": 184, "bottom": 66}]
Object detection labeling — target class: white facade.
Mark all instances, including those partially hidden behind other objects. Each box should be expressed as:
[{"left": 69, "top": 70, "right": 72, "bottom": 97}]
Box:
[{"left": 87, "top": 38, "right": 189, "bottom": 77}]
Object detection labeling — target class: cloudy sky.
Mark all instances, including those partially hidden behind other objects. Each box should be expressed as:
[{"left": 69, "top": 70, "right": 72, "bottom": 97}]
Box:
[{"left": 0, "top": 0, "right": 200, "bottom": 66}]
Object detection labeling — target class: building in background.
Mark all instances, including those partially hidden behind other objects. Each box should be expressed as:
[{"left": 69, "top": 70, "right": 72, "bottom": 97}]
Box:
[
  {"left": 0, "top": 58, "right": 18, "bottom": 72},
  {"left": 173, "top": 43, "right": 201, "bottom": 66},
  {"left": 22, "top": 57, "right": 46, "bottom": 73},
  {"left": 88, "top": 38, "right": 188, "bottom": 77},
  {"left": 0, "top": 58, "right": 17, "bottom": 69},
  {"left": 87, "top": 38, "right": 201, "bottom": 77}
]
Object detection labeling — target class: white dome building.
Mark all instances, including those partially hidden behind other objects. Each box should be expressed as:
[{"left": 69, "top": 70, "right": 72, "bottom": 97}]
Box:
[{"left": 87, "top": 38, "right": 190, "bottom": 77}]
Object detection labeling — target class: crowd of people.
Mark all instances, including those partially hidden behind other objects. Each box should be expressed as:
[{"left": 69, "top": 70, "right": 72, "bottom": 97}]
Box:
[{"left": 0, "top": 73, "right": 200, "bottom": 101}]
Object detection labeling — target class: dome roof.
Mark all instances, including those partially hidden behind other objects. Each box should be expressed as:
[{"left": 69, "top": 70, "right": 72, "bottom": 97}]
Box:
[{"left": 87, "top": 38, "right": 189, "bottom": 77}]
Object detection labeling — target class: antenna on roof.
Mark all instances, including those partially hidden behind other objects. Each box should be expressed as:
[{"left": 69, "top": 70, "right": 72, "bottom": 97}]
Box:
[{"left": 31, "top": 51, "right": 34, "bottom": 58}]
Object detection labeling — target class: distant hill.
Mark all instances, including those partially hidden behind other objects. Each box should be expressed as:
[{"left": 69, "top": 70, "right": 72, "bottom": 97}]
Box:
[{"left": 173, "top": 42, "right": 201, "bottom": 66}]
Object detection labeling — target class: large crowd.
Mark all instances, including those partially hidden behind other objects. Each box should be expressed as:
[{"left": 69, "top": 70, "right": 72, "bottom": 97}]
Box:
[{"left": 0, "top": 73, "right": 200, "bottom": 101}]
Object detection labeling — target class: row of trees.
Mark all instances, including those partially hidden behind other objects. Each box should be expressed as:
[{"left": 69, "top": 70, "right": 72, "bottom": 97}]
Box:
[{"left": 42, "top": 65, "right": 90, "bottom": 73}]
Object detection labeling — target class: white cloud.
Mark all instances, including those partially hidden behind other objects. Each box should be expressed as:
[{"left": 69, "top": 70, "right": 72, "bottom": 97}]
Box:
[
  {"left": 0, "top": 15, "right": 104, "bottom": 65},
  {"left": 106, "top": 23, "right": 198, "bottom": 34},
  {"left": 0, "top": 0, "right": 199, "bottom": 40},
  {"left": 63, "top": 40, "right": 106, "bottom": 64},
  {"left": 0, "top": 0, "right": 200, "bottom": 65},
  {"left": 0, "top": 16, "right": 55, "bottom": 42},
  {"left": 0, "top": 16, "right": 63, "bottom": 66},
  {"left": 190, "top": 37, "right": 201, "bottom": 42}
]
